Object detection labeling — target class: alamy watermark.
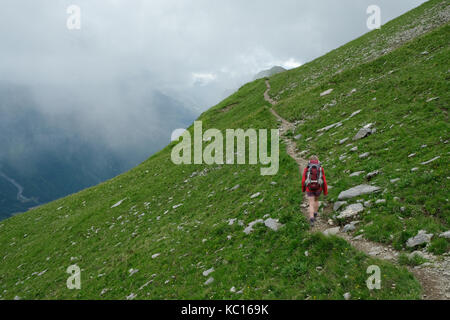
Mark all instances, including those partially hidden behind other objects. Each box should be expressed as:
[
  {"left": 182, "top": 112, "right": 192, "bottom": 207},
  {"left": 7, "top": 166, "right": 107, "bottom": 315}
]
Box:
[
  {"left": 66, "top": 264, "right": 81, "bottom": 290},
  {"left": 367, "top": 5, "right": 381, "bottom": 30},
  {"left": 67, "top": 5, "right": 81, "bottom": 30},
  {"left": 366, "top": 265, "right": 381, "bottom": 290},
  {"left": 171, "top": 121, "right": 279, "bottom": 176}
]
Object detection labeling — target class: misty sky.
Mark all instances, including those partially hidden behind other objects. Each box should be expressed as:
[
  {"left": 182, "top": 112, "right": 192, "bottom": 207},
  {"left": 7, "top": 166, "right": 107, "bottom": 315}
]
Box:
[{"left": 0, "top": 0, "right": 426, "bottom": 145}]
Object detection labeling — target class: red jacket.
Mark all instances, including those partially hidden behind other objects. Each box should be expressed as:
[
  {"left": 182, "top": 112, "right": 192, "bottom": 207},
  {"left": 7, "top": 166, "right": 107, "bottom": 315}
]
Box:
[{"left": 301, "top": 161, "right": 328, "bottom": 195}]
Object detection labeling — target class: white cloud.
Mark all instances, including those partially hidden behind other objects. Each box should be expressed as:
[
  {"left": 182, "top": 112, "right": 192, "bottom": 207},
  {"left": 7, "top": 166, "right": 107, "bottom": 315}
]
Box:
[
  {"left": 191, "top": 72, "right": 217, "bottom": 86},
  {"left": 282, "top": 58, "right": 302, "bottom": 70}
]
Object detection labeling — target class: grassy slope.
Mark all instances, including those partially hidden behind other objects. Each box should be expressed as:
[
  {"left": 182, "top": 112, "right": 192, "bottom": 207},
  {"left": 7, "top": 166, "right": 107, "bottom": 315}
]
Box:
[
  {"left": 270, "top": 0, "right": 449, "bottom": 253},
  {"left": 1, "top": 0, "right": 448, "bottom": 300}
]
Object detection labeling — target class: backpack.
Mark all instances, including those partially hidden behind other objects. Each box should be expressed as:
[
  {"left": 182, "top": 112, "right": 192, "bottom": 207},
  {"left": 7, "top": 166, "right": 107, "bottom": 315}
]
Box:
[{"left": 305, "top": 162, "right": 323, "bottom": 191}]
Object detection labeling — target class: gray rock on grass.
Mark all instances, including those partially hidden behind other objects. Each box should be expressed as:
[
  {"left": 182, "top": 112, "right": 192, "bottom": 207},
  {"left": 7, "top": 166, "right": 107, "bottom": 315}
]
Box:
[
  {"left": 337, "top": 203, "right": 364, "bottom": 220},
  {"left": 353, "top": 127, "right": 375, "bottom": 141},
  {"left": 406, "top": 230, "right": 433, "bottom": 248},
  {"left": 366, "top": 170, "right": 381, "bottom": 180},
  {"left": 359, "top": 152, "right": 370, "bottom": 159},
  {"left": 323, "top": 227, "right": 340, "bottom": 236},
  {"left": 338, "top": 185, "right": 381, "bottom": 200},
  {"left": 350, "top": 171, "right": 365, "bottom": 177},
  {"left": 439, "top": 231, "right": 450, "bottom": 239},
  {"left": 243, "top": 219, "right": 264, "bottom": 234},
  {"left": 203, "top": 268, "right": 215, "bottom": 277},
  {"left": 342, "top": 223, "right": 357, "bottom": 233},
  {"left": 264, "top": 218, "right": 284, "bottom": 231},
  {"left": 333, "top": 201, "right": 347, "bottom": 211},
  {"left": 320, "top": 89, "right": 334, "bottom": 97}
]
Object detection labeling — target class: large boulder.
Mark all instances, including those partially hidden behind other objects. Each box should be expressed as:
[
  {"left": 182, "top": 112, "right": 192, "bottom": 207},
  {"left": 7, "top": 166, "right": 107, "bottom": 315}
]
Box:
[
  {"left": 406, "top": 230, "right": 433, "bottom": 248},
  {"left": 338, "top": 185, "right": 381, "bottom": 200}
]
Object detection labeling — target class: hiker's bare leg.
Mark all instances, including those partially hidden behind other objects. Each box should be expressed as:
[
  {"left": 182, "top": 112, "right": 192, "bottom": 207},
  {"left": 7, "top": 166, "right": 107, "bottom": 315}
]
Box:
[
  {"left": 314, "top": 196, "right": 320, "bottom": 215},
  {"left": 308, "top": 196, "right": 315, "bottom": 219}
]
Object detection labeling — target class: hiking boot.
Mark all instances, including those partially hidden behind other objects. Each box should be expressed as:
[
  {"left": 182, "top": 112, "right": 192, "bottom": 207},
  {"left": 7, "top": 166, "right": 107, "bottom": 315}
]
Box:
[
  {"left": 314, "top": 212, "right": 318, "bottom": 219},
  {"left": 309, "top": 217, "right": 315, "bottom": 227}
]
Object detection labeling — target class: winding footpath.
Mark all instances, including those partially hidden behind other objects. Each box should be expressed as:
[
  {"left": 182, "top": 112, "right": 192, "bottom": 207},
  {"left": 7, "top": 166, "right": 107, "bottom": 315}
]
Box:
[{"left": 264, "top": 79, "right": 450, "bottom": 300}]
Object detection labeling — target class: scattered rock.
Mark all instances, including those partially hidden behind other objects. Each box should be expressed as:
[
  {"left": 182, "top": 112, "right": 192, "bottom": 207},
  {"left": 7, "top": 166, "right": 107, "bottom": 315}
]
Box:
[
  {"left": 333, "top": 201, "right": 347, "bottom": 211},
  {"left": 343, "top": 292, "right": 351, "bottom": 300},
  {"left": 350, "top": 171, "right": 365, "bottom": 177},
  {"left": 352, "top": 234, "right": 364, "bottom": 241},
  {"left": 353, "top": 127, "right": 375, "bottom": 141},
  {"left": 406, "top": 230, "right": 433, "bottom": 248},
  {"left": 439, "top": 231, "right": 450, "bottom": 239},
  {"left": 359, "top": 152, "right": 370, "bottom": 159},
  {"left": 342, "top": 223, "right": 356, "bottom": 233},
  {"left": 230, "top": 184, "right": 240, "bottom": 191},
  {"left": 390, "top": 178, "right": 400, "bottom": 184},
  {"left": 151, "top": 253, "right": 160, "bottom": 259},
  {"left": 364, "top": 200, "right": 372, "bottom": 207},
  {"left": 366, "top": 170, "right": 381, "bottom": 180},
  {"left": 349, "top": 109, "right": 361, "bottom": 118},
  {"left": 126, "top": 293, "right": 137, "bottom": 300},
  {"left": 411, "top": 167, "right": 419, "bottom": 172},
  {"left": 111, "top": 199, "right": 126, "bottom": 208},
  {"left": 375, "top": 199, "right": 386, "bottom": 204},
  {"left": 129, "top": 268, "right": 139, "bottom": 276},
  {"left": 250, "top": 192, "right": 261, "bottom": 199},
  {"left": 323, "top": 227, "right": 340, "bottom": 236},
  {"left": 294, "top": 134, "right": 302, "bottom": 140},
  {"left": 243, "top": 219, "right": 264, "bottom": 234},
  {"left": 338, "top": 185, "right": 381, "bottom": 200},
  {"left": 421, "top": 156, "right": 440, "bottom": 165},
  {"left": 317, "top": 121, "right": 342, "bottom": 133},
  {"left": 337, "top": 203, "right": 364, "bottom": 220},
  {"left": 204, "top": 277, "right": 214, "bottom": 285},
  {"left": 264, "top": 218, "right": 284, "bottom": 231},
  {"left": 203, "top": 268, "right": 215, "bottom": 277},
  {"left": 230, "top": 286, "right": 236, "bottom": 293},
  {"left": 339, "top": 138, "right": 349, "bottom": 145},
  {"left": 320, "top": 89, "right": 334, "bottom": 97}
]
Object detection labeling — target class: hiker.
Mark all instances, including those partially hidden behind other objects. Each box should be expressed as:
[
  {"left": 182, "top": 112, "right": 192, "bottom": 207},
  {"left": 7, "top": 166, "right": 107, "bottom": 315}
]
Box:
[{"left": 301, "top": 155, "right": 328, "bottom": 227}]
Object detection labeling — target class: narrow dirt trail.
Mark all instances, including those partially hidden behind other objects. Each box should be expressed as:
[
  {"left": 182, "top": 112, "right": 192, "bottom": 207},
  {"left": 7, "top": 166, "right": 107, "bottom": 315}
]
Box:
[{"left": 264, "top": 79, "right": 450, "bottom": 300}]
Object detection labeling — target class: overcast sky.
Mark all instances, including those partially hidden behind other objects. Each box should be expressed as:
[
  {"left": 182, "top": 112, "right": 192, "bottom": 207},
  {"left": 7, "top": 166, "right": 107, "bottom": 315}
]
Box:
[{"left": 0, "top": 0, "right": 427, "bottom": 143}]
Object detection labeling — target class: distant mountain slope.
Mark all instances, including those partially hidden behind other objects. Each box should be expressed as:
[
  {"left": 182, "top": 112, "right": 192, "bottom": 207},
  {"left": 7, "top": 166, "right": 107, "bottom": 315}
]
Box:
[
  {"left": 0, "top": 84, "right": 196, "bottom": 220},
  {"left": 0, "top": 0, "right": 448, "bottom": 300},
  {"left": 254, "top": 66, "right": 287, "bottom": 80}
]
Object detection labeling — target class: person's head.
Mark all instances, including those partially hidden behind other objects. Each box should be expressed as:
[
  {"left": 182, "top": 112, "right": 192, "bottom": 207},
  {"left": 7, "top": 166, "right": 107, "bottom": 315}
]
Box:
[{"left": 309, "top": 155, "right": 319, "bottom": 163}]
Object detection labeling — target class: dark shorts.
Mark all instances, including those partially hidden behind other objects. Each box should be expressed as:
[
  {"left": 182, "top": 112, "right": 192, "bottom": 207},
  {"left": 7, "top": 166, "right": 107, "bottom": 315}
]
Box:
[{"left": 307, "top": 190, "right": 322, "bottom": 197}]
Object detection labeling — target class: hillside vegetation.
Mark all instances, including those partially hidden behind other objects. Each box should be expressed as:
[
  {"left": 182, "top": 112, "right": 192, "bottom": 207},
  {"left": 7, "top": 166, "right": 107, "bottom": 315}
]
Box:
[{"left": 0, "top": 0, "right": 448, "bottom": 300}]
